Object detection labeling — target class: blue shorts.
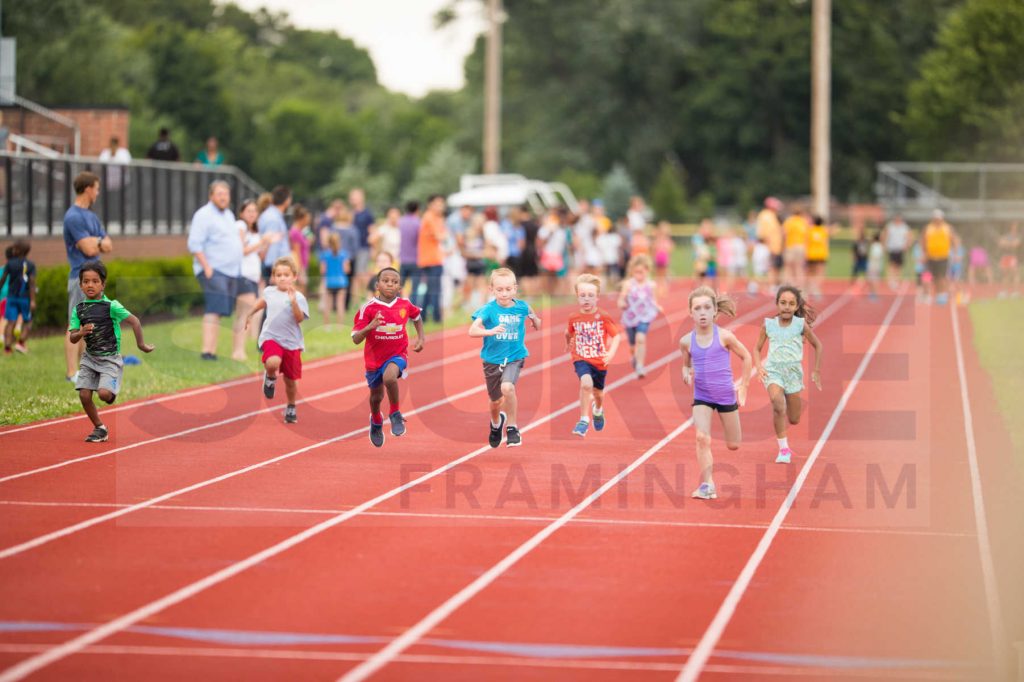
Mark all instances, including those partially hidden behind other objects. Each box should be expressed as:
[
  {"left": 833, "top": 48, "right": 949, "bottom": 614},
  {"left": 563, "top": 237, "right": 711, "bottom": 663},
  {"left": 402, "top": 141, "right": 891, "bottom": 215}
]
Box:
[
  {"left": 573, "top": 360, "right": 607, "bottom": 390},
  {"left": 365, "top": 355, "right": 408, "bottom": 389},
  {"left": 626, "top": 322, "right": 650, "bottom": 345},
  {"left": 4, "top": 297, "right": 31, "bottom": 322}
]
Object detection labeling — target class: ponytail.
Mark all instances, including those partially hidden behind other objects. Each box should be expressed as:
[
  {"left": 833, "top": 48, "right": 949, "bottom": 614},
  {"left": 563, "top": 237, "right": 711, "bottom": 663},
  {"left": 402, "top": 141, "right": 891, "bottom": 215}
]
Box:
[
  {"left": 688, "top": 285, "right": 737, "bottom": 318},
  {"left": 776, "top": 285, "right": 817, "bottom": 325}
]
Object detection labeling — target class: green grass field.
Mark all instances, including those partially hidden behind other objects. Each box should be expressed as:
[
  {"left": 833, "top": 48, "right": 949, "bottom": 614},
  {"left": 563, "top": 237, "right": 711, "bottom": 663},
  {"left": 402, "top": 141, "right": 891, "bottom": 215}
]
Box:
[
  {"left": 968, "top": 298, "right": 1024, "bottom": 469},
  {"left": 1, "top": 309, "right": 469, "bottom": 426}
]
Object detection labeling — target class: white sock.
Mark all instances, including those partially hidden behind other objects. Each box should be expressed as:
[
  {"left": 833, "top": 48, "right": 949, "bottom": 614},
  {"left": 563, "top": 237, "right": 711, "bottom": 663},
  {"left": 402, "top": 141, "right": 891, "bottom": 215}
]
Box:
[
  {"left": 491, "top": 418, "right": 501, "bottom": 428},
  {"left": 593, "top": 405, "right": 603, "bottom": 416},
  {"left": 580, "top": 416, "right": 590, "bottom": 424},
  {"left": 778, "top": 437, "right": 788, "bottom": 450}
]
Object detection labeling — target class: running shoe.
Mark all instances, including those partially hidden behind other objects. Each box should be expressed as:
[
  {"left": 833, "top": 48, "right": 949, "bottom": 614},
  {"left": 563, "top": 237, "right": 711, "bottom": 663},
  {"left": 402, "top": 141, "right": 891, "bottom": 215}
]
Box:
[
  {"left": 263, "top": 371, "right": 277, "bottom": 399},
  {"left": 691, "top": 482, "right": 717, "bottom": 500},
  {"left": 572, "top": 420, "right": 589, "bottom": 437},
  {"left": 369, "top": 417, "right": 385, "bottom": 447},
  {"left": 390, "top": 411, "right": 406, "bottom": 437},
  {"left": 489, "top": 411, "right": 507, "bottom": 448},
  {"left": 85, "top": 425, "right": 109, "bottom": 443},
  {"left": 14, "top": 342, "right": 27, "bottom": 354},
  {"left": 592, "top": 405, "right": 605, "bottom": 432},
  {"left": 775, "top": 447, "right": 793, "bottom": 464},
  {"left": 505, "top": 426, "right": 522, "bottom": 447},
  {"left": 284, "top": 405, "right": 297, "bottom": 424}
]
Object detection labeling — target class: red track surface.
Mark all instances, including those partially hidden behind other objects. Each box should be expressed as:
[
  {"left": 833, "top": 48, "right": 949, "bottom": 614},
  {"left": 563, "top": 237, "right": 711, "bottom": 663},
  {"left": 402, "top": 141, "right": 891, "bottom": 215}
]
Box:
[{"left": 0, "top": 282, "right": 1021, "bottom": 681}]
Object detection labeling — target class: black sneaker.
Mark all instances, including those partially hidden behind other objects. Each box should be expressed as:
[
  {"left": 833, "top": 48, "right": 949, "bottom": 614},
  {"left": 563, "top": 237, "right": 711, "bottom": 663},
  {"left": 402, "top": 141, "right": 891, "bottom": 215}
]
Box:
[
  {"left": 505, "top": 426, "right": 522, "bottom": 448},
  {"left": 263, "top": 371, "right": 277, "bottom": 399},
  {"left": 284, "top": 404, "right": 297, "bottom": 424},
  {"left": 85, "top": 425, "right": 108, "bottom": 443},
  {"left": 389, "top": 411, "right": 406, "bottom": 437},
  {"left": 488, "top": 411, "right": 507, "bottom": 448},
  {"left": 201, "top": 352, "right": 217, "bottom": 361},
  {"left": 369, "top": 417, "right": 385, "bottom": 447}
]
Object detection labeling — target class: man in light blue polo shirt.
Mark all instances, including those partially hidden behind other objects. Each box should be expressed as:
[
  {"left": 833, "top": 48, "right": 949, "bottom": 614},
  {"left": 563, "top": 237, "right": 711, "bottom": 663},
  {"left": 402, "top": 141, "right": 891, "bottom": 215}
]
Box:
[
  {"left": 188, "top": 180, "right": 241, "bottom": 360},
  {"left": 258, "top": 185, "right": 292, "bottom": 282}
]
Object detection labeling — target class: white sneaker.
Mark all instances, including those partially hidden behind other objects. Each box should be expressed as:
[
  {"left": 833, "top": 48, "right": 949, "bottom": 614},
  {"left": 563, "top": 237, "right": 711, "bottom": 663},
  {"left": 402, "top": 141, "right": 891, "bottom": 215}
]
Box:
[{"left": 691, "top": 482, "right": 717, "bottom": 500}]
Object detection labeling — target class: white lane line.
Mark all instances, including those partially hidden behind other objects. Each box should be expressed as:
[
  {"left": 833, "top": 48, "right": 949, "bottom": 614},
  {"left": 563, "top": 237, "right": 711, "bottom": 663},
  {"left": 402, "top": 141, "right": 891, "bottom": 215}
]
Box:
[
  {"left": 674, "top": 291, "right": 906, "bottom": 682},
  {"left": 0, "top": 301, "right": 737, "bottom": 560},
  {"left": 0, "top": 500, "right": 973, "bottom": 538},
  {"left": 0, "top": 301, "right": 777, "bottom": 682},
  {"left": 0, "top": 304, "right": 588, "bottom": 484},
  {"left": 949, "top": 304, "right": 1008, "bottom": 673},
  {"left": 0, "top": 322, "right": 475, "bottom": 437}
]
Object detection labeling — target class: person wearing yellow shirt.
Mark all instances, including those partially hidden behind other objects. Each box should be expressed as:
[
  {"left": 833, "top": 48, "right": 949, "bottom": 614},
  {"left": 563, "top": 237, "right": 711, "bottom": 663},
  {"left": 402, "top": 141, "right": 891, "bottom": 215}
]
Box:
[
  {"left": 923, "top": 209, "right": 958, "bottom": 304},
  {"left": 756, "top": 197, "right": 784, "bottom": 288},
  {"left": 805, "top": 215, "right": 833, "bottom": 298},
  {"left": 782, "top": 207, "right": 809, "bottom": 288}
]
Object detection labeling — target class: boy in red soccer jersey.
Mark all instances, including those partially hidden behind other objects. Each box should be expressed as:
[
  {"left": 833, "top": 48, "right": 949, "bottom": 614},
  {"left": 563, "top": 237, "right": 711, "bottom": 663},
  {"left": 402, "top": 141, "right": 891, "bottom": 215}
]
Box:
[
  {"left": 565, "top": 273, "right": 621, "bottom": 438},
  {"left": 352, "top": 267, "right": 425, "bottom": 447}
]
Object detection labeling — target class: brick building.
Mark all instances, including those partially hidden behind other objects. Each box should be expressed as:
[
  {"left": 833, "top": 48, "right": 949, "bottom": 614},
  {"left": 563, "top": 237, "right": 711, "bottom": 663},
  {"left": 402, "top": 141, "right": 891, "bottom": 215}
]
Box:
[{"left": 0, "top": 105, "right": 130, "bottom": 156}]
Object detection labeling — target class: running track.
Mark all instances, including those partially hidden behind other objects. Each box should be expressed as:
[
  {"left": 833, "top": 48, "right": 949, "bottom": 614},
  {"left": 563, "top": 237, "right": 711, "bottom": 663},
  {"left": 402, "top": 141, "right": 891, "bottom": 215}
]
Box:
[{"left": 0, "top": 282, "right": 1021, "bottom": 681}]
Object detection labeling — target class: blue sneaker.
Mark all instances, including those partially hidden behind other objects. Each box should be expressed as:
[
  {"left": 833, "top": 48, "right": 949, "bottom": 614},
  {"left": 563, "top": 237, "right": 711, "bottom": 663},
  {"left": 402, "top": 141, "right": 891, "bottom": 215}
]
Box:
[
  {"left": 389, "top": 411, "right": 406, "bottom": 437},
  {"left": 691, "top": 482, "right": 717, "bottom": 500},
  {"left": 592, "top": 407, "right": 605, "bottom": 432},
  {"left": 572, "top": 420, "right": 589, "bottom": 437},
  {"left": 369, "top": 417, "right": 385, "bottom": 447}
]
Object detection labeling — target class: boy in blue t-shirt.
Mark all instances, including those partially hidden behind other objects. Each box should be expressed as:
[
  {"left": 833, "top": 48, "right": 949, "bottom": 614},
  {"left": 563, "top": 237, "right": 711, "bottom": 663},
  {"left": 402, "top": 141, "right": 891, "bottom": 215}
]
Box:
[
  {"left": 0, "top": 240, "right": 36, "bottom": 354},
  {"left": 468, "top": 268, "right": 541, "bottom": 448}
]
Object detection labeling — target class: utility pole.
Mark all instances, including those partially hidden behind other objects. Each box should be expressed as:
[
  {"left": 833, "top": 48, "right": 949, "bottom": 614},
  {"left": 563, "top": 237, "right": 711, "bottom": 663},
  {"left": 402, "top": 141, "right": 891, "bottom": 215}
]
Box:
[
  {"left": 483, "top": 0, "right": 503, "bottom": 174},
  {"left": 811, "top": 0, "right": 831, "bottom": 218}
]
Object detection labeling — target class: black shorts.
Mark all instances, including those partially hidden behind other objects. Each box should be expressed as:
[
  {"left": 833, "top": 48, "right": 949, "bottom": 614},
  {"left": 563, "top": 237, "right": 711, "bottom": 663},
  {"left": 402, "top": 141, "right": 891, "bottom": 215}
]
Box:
[
  {"left": 771, "top": 254, "right": 784, "bottom": 271},
  {"left": 573, "top": 360, "right": 607, "bottom": 390},
  {"left": 927, "top": 258, "right": 948, "bottom": 280},
  {"left": 692, "top": 399, "right": 739, "bottom": 413},
  {"left": 888, "top": 251, "right": 905, "bottom": 267},
  {"left": 483, "top": 359, "right": 525, "bottom": 401},
  {"left": 806, "top": 258, "right": 826, "bottom": 266},
  {"left": 852, "top": 258, "right": 868, "bottom": 276}
]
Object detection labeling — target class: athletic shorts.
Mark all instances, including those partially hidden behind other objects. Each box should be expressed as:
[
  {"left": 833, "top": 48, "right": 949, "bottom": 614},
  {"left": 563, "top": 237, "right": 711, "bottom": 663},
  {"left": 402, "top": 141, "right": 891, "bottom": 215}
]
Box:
[
  {"left": 4, "top": 297, "right": 31, "bottom": 322},
  {"left": 806, "top": 258, "right": 826, "bottom": 266},
  {"left": 365, "top": 355, "right": 408, "bottom": 389},
  {"left": 692, "top": 399, "right": 738, "bottom": 413},
  {"left": 261, "top": 339, "right": 303, "bottom": 380},
  {"left": 197, "top": 271, "right": 238, "bottom": 317},
  {"left": 626, "top": 322, "right": 651, "bottom": 346},
  {"left": 573, "top": 360, "right": 607, "bottom": 390},
  {"left": 75, "top": 353, "right": 124, "bottom": 396},
  {"left": 483, "top": 358, "right": 525, "bottom": 401},
  {"left": 763, "top": 362, "right": 804, "bottom": 394},
  {"left": 926, "top": 258, "right": 948, "bottom": 281},
  {"left": 888, "top": 251, "right": 905, "bottom": 267}
]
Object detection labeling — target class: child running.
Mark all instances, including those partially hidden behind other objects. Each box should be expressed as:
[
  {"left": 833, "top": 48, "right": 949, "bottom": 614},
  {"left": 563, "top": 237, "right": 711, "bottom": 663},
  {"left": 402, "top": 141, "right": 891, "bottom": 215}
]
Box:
[
  {"left": 352, "top": 266, "right": 424, "bottom": 447},
  {"left": 468, "top": 268, "right": 542, "bottom": 448},
  {"left": 679, "top": 287, "right": 751, "bottom": 500},
  {"left": 245, "top": 256, "right": 310, "bottom": 424},
  {"left": 566, "top": 274, "right": 621, "bottom": 437},
  {"left": 68, "top": 261, "right": 154, "bottom": 442},
  {"left": 1, "top": 240, "right": 35, "bottom": 354},
  {"left": 752, "top": 285, "right": 823, "bottom": 464},
  {"left": 617, "top": 254, "right": 662, "bottom": 378}
]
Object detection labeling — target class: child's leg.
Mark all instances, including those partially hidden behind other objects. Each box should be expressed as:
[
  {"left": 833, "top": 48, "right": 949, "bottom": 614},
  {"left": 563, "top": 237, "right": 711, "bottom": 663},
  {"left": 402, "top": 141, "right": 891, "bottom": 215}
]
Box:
[
  {"left": 18, "top": 319, "right": 30, "bottom": 344},
  {"left": 382, "top": 362, "right": 401, "bottom": 413},
  {"left": 369, "top": 385, "right": 385, "bottom": 420},
  {"left": 592, "top": 387, "right": 604, "bottom": 413},
  {"left": 635, "top": 330, "right": 647, "bottom": 370},
  {"left": 79, "top": 389, "right": 102, "bottom": 427},
  {"left": 3, "top": 320, "right": 13, "bottom": 350},
  {"left": 786, "top": 392, "right": 802, "bottom": 425},
  {"left": 693, "top": 405, "right": 714, "bottom": 484},
  {"left": 500, "top": 382, "right": 518, "bottom": 426},
  {"left": 97, "top": 389, "right": 117, "bottom": 405},
  {"left": 718, "top": 409, "right": 742, "bottom": 450},
  {"left": 489, "top": 397, "right": 504, "bottom": 425},
  {"left": 768, "top": 384, "right": 788, "bottom": 439},
  {"left": 265, "top": 354, "right": 282, "bottom": 379},
  {"left": 283, "top": 377, "right": 297, "bottom": 404},
  {"left": 578, "top": 374, "right": 594, "bottom": 421}
]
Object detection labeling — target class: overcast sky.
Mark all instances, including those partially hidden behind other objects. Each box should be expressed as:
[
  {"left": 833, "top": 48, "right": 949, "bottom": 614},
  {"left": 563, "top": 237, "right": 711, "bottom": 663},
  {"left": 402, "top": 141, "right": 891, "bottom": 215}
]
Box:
[{"left": 229, "top": 0, "right": 486, "bottom": 97}]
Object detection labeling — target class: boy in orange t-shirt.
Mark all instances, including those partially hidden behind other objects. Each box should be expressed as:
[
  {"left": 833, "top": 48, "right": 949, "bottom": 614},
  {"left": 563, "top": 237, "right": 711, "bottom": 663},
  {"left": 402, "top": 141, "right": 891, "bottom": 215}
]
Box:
[{"left": 565, "top": 274, "right": 621, "bottom": 438}]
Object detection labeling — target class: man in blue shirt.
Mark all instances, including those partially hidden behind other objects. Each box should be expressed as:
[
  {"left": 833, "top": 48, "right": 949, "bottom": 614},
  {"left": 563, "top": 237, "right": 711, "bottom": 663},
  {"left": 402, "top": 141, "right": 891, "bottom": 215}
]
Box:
[
  {"left": 259, "top": 185, "right": 292, "bottom": 281},
  {"left": 188, "top": 180, "right": 241, "bottom": 360},
  {"left": 63, "top": 171, "right": 113, "bottom": 381}
]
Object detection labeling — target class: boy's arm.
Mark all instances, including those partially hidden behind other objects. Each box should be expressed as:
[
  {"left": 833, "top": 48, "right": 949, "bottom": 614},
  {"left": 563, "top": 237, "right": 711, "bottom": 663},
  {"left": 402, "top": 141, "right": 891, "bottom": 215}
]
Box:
[
  {"left": 244, "top": 298, "right": 267, "bottom": 330},
  {"left": 604, "top": 331, "right": 622, "bottom": 365},
  {"left": 527, "top": 305, "right": 541, "bottom": 330},
  {"left": 125, "top": 314, "right": 155, "bottom": 352},
  {"left": 0, "top": 267, "right": 7, "bottom": 291},
  {"left": 804, "top": 323, "right": 824, "bottom": 389},
  {"left": 412, "top": 317, "right": 425, "bottom": 352},
  {"left": 290, "top": 292, "right": 306, "bottom": 323},
  {"left": 468, "top": 317, "right": 494, "bottom": 338},
  {"left": 28, "top": 272, "right": 36, "bottom": 309}
]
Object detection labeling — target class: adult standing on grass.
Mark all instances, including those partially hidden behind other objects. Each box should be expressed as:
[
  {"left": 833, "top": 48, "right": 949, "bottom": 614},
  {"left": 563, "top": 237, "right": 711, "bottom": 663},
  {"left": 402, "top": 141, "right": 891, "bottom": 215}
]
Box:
[
  {"left": 881, "top": 214, "right": 912, "bottom": 289},
  {"left": 756, "top": 197, "right": 784, "bottom": 290},
  {"left": 188, "top": 180, "right": 242, "bottom": 360},
  {"left": 417, "top": 194, "right": 448, "bottom": 322},
  {"left": 63, "top": 171, "right": 112, "bottom": 382},
  {"left": 235, "top": 199, "right": 280, "bottom": 361},
  {"left": 398, "top": 201, "right": 421, "bottom": 301},
  {"left": 350, "top": 188, "right": 375, "bottom": 295},
  {"left": 258, "top": 186, "right": 292, "bottom": 284}
]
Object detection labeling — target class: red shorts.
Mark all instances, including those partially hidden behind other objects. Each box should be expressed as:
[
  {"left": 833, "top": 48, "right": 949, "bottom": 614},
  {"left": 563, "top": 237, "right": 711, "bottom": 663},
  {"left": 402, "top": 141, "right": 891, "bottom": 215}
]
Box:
[{"left": 261, "top": 340, "right": 302, "bottom": 380}]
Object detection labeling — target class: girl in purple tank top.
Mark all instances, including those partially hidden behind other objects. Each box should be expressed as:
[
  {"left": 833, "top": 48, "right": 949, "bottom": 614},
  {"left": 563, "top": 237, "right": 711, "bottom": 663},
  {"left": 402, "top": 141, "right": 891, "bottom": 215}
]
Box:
[{"left": 680, "top": 286, "right": 752, "bottom": 500}]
